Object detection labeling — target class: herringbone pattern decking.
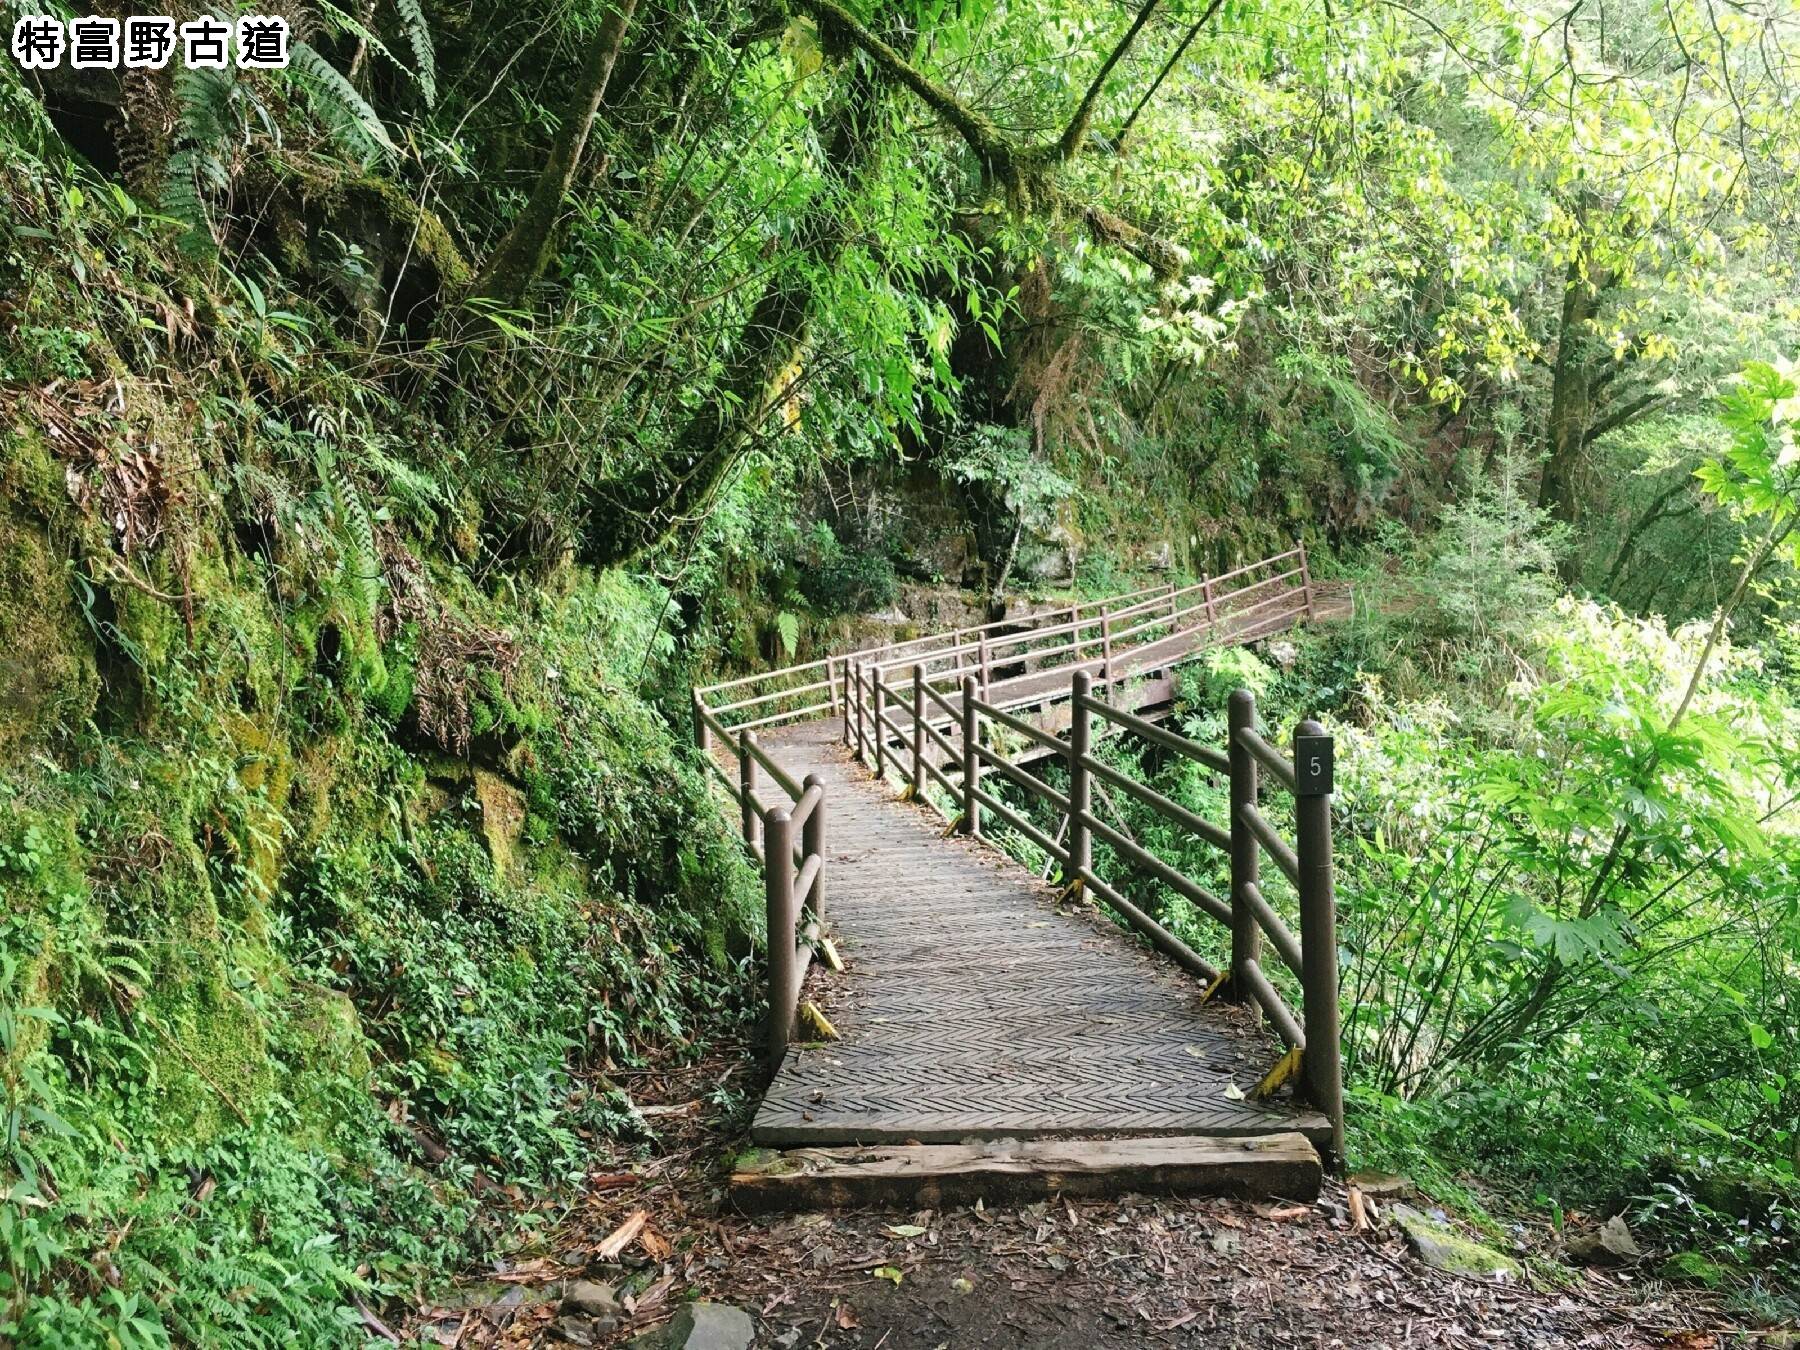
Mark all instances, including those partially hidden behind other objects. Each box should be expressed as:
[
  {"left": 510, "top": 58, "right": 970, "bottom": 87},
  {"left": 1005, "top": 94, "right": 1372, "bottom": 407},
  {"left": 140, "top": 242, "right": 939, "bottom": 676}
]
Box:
[{"left": 748, "top": 719, "right": 1332, "bottom": 1147}]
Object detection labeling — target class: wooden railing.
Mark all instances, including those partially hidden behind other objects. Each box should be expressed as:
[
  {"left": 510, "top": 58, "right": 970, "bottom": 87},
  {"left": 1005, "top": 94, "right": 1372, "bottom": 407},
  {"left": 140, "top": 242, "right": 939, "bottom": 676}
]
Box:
[
  {"left": 850, "top": 663, "right": 1345, "bottom": 1156},
  {"left": 693, "top": 703, "right": 827, "bottom": 1070},
  {"left": 693, "top": 545, "right": 1320, "bottom": 739},
  {"left": 687, "top": 543, "right": 1340, "bottom": 1098}
]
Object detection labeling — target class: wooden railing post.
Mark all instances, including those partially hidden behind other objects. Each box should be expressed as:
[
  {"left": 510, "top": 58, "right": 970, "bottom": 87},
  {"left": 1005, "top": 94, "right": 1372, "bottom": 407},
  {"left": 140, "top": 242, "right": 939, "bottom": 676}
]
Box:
[
  {"left": 871, "top": 667, "right": 888, "bottom": 779},
  {"left": 960, "top": 675, "right": 980, "bottom": 837},
  {"left": 764, "top": 807, "right": 796, "bottom": 1070},
  {"left": 1202, "top": 576, "right": 1217, "bottom": 630},
  {"left": 841, "top": 661, "right": 853, "bottom": 746},
  {"left": 1294, "top": 717, "right": 1342, "bottom": 1162},
  {"left": 910, "top": 664, "right": 925, "bottom": 799},
  {"left": 1298, "top": 539, "right": 1316, "bottom": 619},
  {"left": 1100, "top": 606, "right": 1114, "bottom": 703},
  {"left": 694, "top": 691, "right": 710, "bottom": 752},
  {"left": 738, "top": 730, "right": 758, "bottom": 849},
  {"left": 978, "top": 633, "right": 992, "bottom": 696},
  {"left": 853, "top": 663, "right": 868, "bottom": 765},
  {"left": 827, "top": 657, "right": 840, "bottom": 716},
  {"left": 803, "top": 771, "right": 827, "bottom": 923},
  {"left": 1071, "top": 606, "right": 1085, "bottom": 662},
  {"left": 1226, "top": 689, "right": 1261, "bottom": 999},
  {"left": 1068, "top": 670, "right": 1092, "bottom": 887}
]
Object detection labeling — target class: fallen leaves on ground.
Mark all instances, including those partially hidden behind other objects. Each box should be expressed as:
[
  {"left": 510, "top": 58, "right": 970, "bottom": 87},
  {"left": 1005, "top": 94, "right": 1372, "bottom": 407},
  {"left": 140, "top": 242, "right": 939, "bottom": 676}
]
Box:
[{"left": 395, "top": 1045, "right": 1741, "bottom": 1350}]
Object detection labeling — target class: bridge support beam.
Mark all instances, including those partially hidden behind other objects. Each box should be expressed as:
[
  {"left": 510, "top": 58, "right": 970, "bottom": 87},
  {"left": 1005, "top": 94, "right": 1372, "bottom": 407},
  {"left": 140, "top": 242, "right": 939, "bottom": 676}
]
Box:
[
  {"left": 871, "top": 668, "right": 888, "bottom": 779},
  {"left": 803, "top": 771, "right": 827, "bottom": 923},
  {"left": 738, "top": 731, "right": 759, "bottom": 850},
  {"left": 764, "top": 807, "right": 796, "bottom": 1071},
  {"left": 853, "top": 663, "right": 867, "bottom": 765},
  {"left": 960, "top": 676, "right": 980, "bottom": 838},
  {"left": 910, "top": 666, "right": 925, "bottom": 800}
]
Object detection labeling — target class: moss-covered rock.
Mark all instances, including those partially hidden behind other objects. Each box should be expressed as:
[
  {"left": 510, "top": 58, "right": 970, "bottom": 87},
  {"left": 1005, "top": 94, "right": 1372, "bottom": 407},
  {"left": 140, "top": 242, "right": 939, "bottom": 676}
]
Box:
[
  {"left": 472, "top": 768, "right": 526, "bottom": 874},
  {"left": 1662, "top": 1250, "right": 1730, "bottom": 1286},
  {"left": 0, "top": 507, "right": 98, "bottom": 754},
  {"left": 1389, "top": 1204, "right": 1521, "bottom": 1281}
]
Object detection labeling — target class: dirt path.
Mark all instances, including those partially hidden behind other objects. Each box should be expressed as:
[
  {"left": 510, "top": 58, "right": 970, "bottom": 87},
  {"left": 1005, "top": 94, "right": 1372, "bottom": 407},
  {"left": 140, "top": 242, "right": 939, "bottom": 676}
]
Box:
[{"left": 406, "top": 1052, "right": 1731, "bottom": 1350}]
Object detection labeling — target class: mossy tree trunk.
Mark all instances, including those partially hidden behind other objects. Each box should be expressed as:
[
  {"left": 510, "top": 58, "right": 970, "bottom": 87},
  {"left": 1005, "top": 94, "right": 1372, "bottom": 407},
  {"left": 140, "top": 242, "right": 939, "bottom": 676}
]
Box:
[
  {"left": 1538, "top": 250, "right": 1606, "bottom": 540},
  {"left": 471, "top": 0, "right": 642, "bottom": 307},
  {"left": 585, "top": 29, "right": 895, "bottom": 566}
]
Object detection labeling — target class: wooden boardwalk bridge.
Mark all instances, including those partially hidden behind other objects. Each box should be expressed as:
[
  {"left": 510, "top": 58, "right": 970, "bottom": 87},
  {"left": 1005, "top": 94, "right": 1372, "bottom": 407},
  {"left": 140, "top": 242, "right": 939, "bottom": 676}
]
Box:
[{"left": 693, "top": 548, "right": 1351, "bottom": 1209}]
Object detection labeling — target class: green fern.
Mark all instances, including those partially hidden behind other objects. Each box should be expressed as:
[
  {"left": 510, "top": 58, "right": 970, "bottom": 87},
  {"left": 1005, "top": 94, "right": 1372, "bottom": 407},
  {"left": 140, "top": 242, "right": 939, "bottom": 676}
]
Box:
[
  {"left": 335, "top": 482, "right": 384, "bottom": 626},
  {"left": 361, "top": 440, "right": 450, "bottom": 522},
  {"left": 288, "top": 41, "right": 395, "bottom": 160},
  {"left": 163, "top": 63, "right": 236, "bottom": 252},
  {"left": 313, "top": 0, "right": 436, "bottom": 106},
  {"left": 392, "top": 0, "right": 438, "bottom": 107}
]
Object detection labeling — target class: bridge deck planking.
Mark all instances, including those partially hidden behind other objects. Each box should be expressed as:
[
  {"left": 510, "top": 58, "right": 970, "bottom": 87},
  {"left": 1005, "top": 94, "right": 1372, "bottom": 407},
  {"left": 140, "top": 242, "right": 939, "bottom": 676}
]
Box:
[{"left": 748, "top": 717, "right": 1332, "bottom": 1148}]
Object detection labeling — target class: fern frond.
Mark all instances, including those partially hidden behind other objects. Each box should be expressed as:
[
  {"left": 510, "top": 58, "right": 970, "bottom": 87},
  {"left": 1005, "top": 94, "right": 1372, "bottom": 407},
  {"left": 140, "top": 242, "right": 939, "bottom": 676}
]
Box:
[
  {"left": 313, "top": 0, "right": 433, "bottom": 106},
  {"left": 162, "top": 63, "right": 236, "bottom": 252},
  {"left": 333, "top": 482, "right": 385, "bottom": 624},
  {"left": 391, "top": 0, "right": 437, "bottom": 107},
  {"left": 287, "top": 42, "right": 395, "bottom": 161},
  {"left": 362, "top": 441, "right": 450, "bottom": 520}
]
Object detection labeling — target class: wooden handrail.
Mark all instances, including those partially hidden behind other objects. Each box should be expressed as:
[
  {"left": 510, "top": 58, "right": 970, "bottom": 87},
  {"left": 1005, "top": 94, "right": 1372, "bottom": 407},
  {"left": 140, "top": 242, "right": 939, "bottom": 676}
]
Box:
[
  {"left": 880, "top": 661, "right": 1342, "bottom": 1161},
  {"left": 1235, "top": 726, "right": 1299, "bottom": 794},
  {"left": 1240, "top": 880, "right": 1303, "bottom": 977},
  {"left": 969, "top": 696, "right": 1070, "bottom": 755},
  {"left": 1080, "top": 807, "right": 1232, "bottom": 926},
  {"left": 1239, "top": 801, "right": 1301, "bottom": 886},
  {"left": 696, "top": 545, "right": 1317, "bottom": 735},
  {"left": 693, "top": 543, "right": 1343, "bottom": 1156},
  {"left": 975, "top": 742, "right": 1071, "bottom": 813},
  {"left": 1083, "top": 695, "right": 1231, "bottom": 774},
  {"left": 702, "top": 734, "right": 830, "bottom": 1071},
  {"left": 1078, "top": 752, "right": 1230, "bottom": 854},
  {"left": 1238, "top": 958, "right": 1304, "bottom": 1050}
]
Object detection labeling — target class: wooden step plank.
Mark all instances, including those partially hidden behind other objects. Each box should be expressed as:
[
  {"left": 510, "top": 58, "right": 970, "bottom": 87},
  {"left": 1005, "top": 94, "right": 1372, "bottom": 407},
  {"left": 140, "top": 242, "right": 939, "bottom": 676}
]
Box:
[{"left": 730, "top": 1132, "right": 1320, "bottom": 1213}]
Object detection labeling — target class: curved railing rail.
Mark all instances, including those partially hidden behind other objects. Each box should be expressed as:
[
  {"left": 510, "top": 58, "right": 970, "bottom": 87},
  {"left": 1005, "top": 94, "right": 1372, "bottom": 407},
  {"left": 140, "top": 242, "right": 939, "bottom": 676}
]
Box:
[
  {"left": 850, "top": 664, "right": 1345, "bottom": 1157},
  {"left": 693, "top": 545, "right": 1320, "bottom": 738}
]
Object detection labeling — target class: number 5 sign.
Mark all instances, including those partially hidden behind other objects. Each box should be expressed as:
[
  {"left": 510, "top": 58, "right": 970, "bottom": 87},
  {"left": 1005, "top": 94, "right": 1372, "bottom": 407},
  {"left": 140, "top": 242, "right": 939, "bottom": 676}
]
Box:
[{"left": 1294, "top": 733, "right": 1333, "bottom": 796}]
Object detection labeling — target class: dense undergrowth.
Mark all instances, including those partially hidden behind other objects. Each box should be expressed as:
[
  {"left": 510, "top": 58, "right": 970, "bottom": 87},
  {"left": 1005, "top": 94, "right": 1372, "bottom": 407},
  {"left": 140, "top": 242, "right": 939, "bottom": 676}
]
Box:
[{"left": 0, "top": 110, "right": 759, "bottom": 1345}]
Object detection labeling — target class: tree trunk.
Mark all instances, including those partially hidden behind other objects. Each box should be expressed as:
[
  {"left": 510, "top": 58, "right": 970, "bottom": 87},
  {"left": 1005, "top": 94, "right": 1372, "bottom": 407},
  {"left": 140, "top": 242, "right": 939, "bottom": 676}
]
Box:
[
  {"left": 585, "top": 32, "right": 893, "bottom": 566},
  {"left": 1538, "top": 250, "right": 1607, "bottom": 546},
  {"left": 1603, "top": 478, "right": 1695, "bottom": 594},
  {"left": 471, "top": 0, "right": 642, "bottom": 307}
]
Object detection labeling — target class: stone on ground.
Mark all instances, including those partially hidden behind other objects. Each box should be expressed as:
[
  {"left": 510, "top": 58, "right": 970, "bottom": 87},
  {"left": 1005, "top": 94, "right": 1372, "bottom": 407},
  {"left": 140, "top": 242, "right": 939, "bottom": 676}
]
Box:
[
  {"left": 628, "top": 1301, "right": 756, "bottom": 1350},
  {"left": 1564, "top": 1214, "right": 1642, "bottom": 1266},
  {"left": 1389, "top": 1203, "right": 1521, "bottom": 1280},
  {"left": 561, "top": 1278, "right": 620, "bottom": 1318},
  {"left": 1346, "top": 1170, "right": 1414, "bottom": 1199}
]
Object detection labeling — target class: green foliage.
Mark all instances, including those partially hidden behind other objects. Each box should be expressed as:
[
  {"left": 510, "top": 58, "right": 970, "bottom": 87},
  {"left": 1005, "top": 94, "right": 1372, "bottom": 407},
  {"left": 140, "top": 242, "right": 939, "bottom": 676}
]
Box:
[
  {"left": 791, "top": 522, "right": 901, "bottom": 619},
  {"left": 1700, "top": 358, "right": 1800, "bottom": 554},
  {"left": 0, "top": 124, "right": 761, "bottom": 1346},
  {"left": 287, "top": 43, "right": 396, "bottom": 160},
  {"left": 943, "top": 423, "right": 1075, "bottom": 535}
]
